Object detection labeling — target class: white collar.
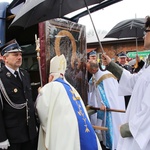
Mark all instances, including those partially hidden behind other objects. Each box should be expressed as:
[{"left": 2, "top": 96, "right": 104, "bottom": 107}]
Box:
[
  {"left": 5, "top": 65, "right": 19, "bottom": 75},
  {"left": 94, "top": 68, "right": 111, "bottom": 80}
]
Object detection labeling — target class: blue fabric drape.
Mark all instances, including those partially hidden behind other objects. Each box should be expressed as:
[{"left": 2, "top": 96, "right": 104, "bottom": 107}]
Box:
[{"left": 97, "top": 81, "right": 113, "bottom": 150}]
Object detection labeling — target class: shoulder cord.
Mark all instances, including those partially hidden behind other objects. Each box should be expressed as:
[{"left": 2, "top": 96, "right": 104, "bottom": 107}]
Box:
[
  {"left": 0, "top": 78, "right": 27, "bottom": 110},
  {"left": 0, "top": 92, "right": 3, "bottom": 109}
]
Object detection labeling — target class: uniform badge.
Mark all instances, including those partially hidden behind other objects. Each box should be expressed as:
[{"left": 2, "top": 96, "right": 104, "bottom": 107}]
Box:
[
  {"left": 14, "top": 88, "right": 18, "bottom": 93},
  {"left": 6, "top": 72, "right": 11, "bottom": 77}
]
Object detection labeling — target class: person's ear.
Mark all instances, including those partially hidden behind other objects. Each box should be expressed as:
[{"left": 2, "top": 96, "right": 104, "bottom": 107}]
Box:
[
  {"left": 3, "top": 56, "right": 7, "bottom": 62},
  {"left": 48, "top": 74, "right": 54, "bottom": 82}
]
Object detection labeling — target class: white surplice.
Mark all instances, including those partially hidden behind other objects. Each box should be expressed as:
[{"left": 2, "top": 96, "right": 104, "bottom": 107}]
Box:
[
  {"left": 89, "top": 69, "right": 125, "bottom": 150},
  {"left": 36, "top": 79, "right": 102, "bottom": 150},
  {"left": 117, "top": 66, "right": 150, "bottom": 150}
]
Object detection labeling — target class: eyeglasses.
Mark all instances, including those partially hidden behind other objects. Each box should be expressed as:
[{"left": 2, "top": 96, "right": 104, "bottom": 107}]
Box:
[{"left": 143, "top": 29, "right": 150, "bottom": 35}]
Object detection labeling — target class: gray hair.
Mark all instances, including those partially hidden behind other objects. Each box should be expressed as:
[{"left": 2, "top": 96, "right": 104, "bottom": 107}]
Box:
[{"left": 89, "top": 60, "right": 99, "bottom": 70}]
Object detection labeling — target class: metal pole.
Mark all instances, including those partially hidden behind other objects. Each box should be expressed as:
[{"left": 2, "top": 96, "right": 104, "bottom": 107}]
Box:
[
  {"left": 84, "top": 0, "right": 105, "bottom": 53},
  {"left": 35, "top": 34, "right": 43, "bottom": 87},
  {"left": 86, "top": 105, "right": 126, "bottom": 113}
]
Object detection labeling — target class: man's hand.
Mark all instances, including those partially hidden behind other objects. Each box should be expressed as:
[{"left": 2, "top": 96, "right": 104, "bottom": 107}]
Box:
[
  {"left": 100, "top": 104, "right": 106, "bottom": 111},
  {"left": 101, "top": 53, "right": 111, "bottom": 66},
  {"left": 38, "top": 87, "right": 42, "bottom": 93},
  {"left": 136, "top": 54, "right": 141, "bottom": 62},
  {"left": 97, "top": 104, "right": 106, "bottom": 120}
]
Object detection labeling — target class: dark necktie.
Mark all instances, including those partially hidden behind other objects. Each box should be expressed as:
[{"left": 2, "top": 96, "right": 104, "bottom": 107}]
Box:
[{"left": 14, "top": 71, "right": 22, "bottom": 83}]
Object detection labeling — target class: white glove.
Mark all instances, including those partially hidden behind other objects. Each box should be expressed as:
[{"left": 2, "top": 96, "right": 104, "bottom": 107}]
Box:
[{"left": 0, "top": 139, "right": 10, "bottom": 149}]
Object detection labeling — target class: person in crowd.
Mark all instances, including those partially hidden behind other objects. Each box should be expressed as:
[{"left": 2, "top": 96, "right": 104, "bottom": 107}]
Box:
[
  {"left": 88, "top": 50, "right": 97, "bottom": 62},
  {"left": 101, "top": 16, "right": 150, "bottom": 150},
  {"left": 87, "top": 50, "right": 98, "bottom": 81},
  {"left": 86, "top": 60, "right": 125, "bottom": 150},
  {"left": 0, "top": 39, "right": 38, "bottom": 150},
  {"left": 0, "top": 53, "right": 4, "bottom": 68},
  {"left": 116, "top": 52, "right": 132, "bottom": 73},
  {"left": 128, "top": 55, "right": 145, "bottom": 73},
  {"left": 36, "top": 54, "right": 102, "bottom": 150}
]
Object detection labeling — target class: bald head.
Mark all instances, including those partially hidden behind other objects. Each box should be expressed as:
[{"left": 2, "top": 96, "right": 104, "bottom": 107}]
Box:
[{"left": 86, "top": 60, "right": 99, "bottom": 74}]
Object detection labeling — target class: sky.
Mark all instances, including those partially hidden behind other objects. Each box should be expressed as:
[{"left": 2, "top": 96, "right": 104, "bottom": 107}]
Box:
[
  {"left": 78, "top": 0, "right": 150, "bottom": 32},
  {"left": 2, "top": 0, "right": 150, "bottom": 33}
]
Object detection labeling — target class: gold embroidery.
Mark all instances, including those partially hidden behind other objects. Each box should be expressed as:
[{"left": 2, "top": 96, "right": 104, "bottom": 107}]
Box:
[
  {"left": 96, "top": 73, "right": 117, "bottom": 86},
  {"left": 73, "top": 96, "right": 80, "bottom": 100},
  {"left": 73, "top": 96, "right": 76, "bottom": 100},
  {"left": 70, "top": 90, "right": 75, "bottom": 94},
  {"left": 78, "top": 110, "right": 82, "bottom": 116},
  {"left": 75, "top": 97, "right": 80, "bottom": 100},
  {"left": 58, "top": 57, "right": 66, "bottom": 71},
  {"left": 85, "top": 125, "right": 90, "bottom": 132},
  {"left": 71, "top": 89, "right": 80, "bottom": 100},
  {"left": 70, "top": 89, "right": 90, "bottom": 133}
]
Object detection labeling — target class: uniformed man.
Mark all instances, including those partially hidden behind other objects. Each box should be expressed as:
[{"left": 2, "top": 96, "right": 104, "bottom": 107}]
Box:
[
  {"left": 0, "top": 53, "right": 4, "bottom": 68},
  {"left": 88, "top": 50, "right": 97, "bottom": 62},
  {"left": 87, "top": 50, "right": 97, "bottom": 81},
  {"left": 116, "top": 52, "right": 132, "bottom": 73},
  {"left": 0, "top": 39, "right": 38, "bottom": 150}
]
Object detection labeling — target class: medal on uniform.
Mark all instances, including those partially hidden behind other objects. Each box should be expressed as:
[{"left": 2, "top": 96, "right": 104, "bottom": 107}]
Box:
[
  {"left": 6, "top": 72, "right": 11, "bottom": 77},
  {"left": 14, "top": 88, "right": 18, "bottom": 93}
]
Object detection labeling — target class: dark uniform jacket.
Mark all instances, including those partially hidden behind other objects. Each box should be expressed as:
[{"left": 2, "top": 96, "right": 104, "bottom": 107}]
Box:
[
  {"left": 116, "top": 62, "right": 133, "bottom": 73},
  {"left": 0, "top": 66, "right": 37, "bottom": 143}
]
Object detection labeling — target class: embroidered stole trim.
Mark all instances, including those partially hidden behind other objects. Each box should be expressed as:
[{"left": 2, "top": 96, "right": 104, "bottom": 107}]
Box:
[{"left": 96, "top": 73, "right": 117, "bottom": 86}]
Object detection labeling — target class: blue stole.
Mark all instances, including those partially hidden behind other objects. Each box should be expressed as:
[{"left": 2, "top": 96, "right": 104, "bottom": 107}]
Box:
[
  {"left": 97, "top": 81, "right": 113, "bottom": 150},
  {"left": 55, "top": 78, "right": 98, "bottom": 150}
]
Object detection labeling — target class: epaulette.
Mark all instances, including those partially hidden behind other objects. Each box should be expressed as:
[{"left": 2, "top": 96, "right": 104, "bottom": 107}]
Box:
[
  {"left": 20, "top": 68, "right": 24, "bottom": 71},
  {"left": 20, "top": 68, "right": 27, "bottom": 72},
  {"left": 20, "top": 68, "right": 29, "bottom": 76}
]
